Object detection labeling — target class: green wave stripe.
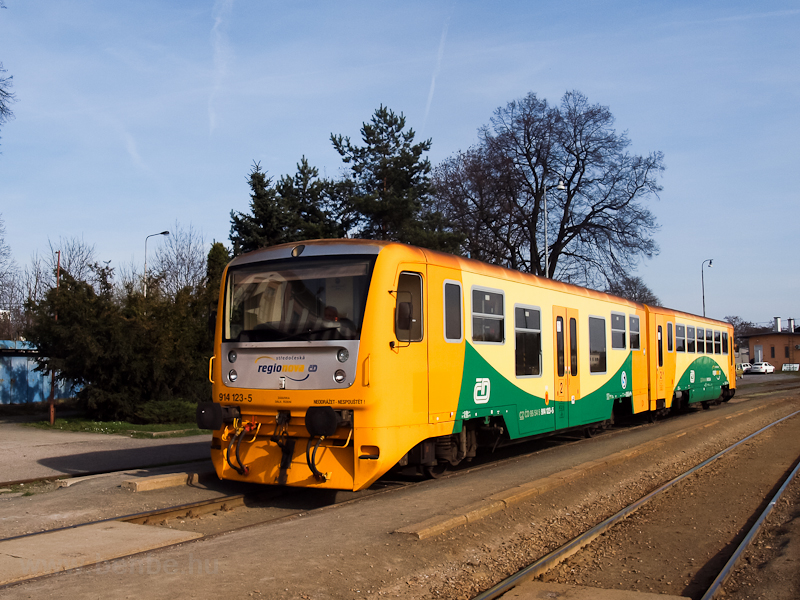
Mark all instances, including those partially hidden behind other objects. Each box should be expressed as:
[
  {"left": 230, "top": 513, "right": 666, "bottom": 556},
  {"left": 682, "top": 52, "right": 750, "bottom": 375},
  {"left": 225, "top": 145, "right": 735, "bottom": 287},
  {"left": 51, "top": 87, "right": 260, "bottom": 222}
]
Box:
[
  {"left": 675, "top": 356, "right": 730, "bottom": 404},
  {"left": 453, "top": 344, "right": 633, "bottom": 439}
]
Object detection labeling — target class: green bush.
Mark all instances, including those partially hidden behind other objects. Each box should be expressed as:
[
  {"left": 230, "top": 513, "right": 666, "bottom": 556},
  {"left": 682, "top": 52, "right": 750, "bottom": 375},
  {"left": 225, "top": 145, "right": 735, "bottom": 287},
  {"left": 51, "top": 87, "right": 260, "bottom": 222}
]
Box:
[
  {"left": 24, "top": 261, "right": 218, "bottom": 424},
  {"left": 134, "top": 399, "right": 197, "bottom": 424}
]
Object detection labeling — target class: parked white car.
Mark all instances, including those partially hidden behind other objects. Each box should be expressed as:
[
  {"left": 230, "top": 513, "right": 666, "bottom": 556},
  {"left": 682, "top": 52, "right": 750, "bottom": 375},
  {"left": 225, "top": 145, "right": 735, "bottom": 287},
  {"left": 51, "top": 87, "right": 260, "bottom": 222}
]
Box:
[{"left": 749, "top": 362, "right": 775, "bottom": 374}]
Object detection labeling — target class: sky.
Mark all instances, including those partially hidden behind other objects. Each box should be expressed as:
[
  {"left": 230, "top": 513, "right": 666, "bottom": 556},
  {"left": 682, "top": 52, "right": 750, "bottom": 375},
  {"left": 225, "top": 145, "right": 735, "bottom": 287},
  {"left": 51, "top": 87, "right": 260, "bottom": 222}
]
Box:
[{"left": 1, "top": 1, "right": 798, "bottom": 326}]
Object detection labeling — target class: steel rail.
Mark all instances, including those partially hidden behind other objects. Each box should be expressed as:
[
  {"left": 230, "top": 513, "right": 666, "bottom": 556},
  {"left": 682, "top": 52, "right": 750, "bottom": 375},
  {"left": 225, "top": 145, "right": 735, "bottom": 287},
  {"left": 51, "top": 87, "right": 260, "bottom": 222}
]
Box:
[
  {"left": 0, "top": 458, "right": 211, "bottom": 488},
  {"left": 473, "top": 409, "right": 800, "bottom": 600},
  {"left": 701, "top": 455, "right": 800, "bottom": 600},
  {"left": 0, "top": 493, "right": 248, "bottom": 543},
  {"left": 0, "top": 475, "right": 415, "bottom": 591}
]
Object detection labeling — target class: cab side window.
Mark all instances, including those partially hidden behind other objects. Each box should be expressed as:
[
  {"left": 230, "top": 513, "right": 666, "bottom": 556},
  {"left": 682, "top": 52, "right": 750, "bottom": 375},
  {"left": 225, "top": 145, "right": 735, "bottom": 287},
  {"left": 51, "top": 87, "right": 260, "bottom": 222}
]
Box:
[
  {"left": 443, "top": 281, "right": 463, "bottom": 343},
  {"left": 395, "top": 272, "right": 423, "bottom": 342}
]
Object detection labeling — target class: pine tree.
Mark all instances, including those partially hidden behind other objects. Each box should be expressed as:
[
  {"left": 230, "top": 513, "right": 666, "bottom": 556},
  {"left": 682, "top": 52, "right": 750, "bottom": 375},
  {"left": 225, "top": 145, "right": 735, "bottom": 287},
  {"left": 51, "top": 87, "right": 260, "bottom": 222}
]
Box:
[
  {"left": 331, "top": 106, "right": 462, "bottom": 252},
  {"left": 229, "top": 160, "right": 343, "bottom": 255},
  {"left": 229, "top": 163, "right": 289, "bottom": 255},
  {"left": 275, "top": 157, "right": 344, "bottom": 241}
]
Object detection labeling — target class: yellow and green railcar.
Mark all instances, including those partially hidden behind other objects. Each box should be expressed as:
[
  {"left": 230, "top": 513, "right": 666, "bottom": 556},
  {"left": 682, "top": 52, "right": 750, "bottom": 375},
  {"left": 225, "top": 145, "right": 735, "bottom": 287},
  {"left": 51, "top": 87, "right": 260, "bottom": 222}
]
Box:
[
  {"left": 644, "top": 306, "right": 736, "bottom": 414},
  {"left": 197, "top": 240, "right": 735, "bottom": 491}
]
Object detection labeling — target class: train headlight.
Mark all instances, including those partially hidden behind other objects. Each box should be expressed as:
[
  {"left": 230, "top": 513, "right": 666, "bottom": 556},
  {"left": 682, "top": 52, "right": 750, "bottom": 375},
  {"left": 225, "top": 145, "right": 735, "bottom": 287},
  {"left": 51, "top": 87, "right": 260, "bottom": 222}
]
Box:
[
  {"left": 333, "top": 369, "right": 346, "bottom": 384},
  {"left": 336, "top": 348, "right": 349, "bottom": 363},
  {"left": 228, "top": 350, "right": 237, "bottom": 363},
  {"left": 228, "top": 369, "right": 238, "bottom": 382}
]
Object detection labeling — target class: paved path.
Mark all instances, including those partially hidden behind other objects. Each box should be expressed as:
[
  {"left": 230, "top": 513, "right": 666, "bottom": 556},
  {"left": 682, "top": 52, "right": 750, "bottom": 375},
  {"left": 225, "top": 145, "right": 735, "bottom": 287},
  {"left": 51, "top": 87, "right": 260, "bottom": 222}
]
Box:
[{"left": 0, "top": 422, "right": 210, "bottom": 483}]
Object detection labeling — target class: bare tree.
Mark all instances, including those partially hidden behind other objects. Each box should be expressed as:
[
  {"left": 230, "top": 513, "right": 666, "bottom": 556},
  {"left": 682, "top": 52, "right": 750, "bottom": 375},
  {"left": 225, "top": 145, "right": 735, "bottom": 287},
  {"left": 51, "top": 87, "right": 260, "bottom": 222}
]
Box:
[
  {"left": 434, "top": 91, "right": 664, "bottom": 287},
  {"left": 606, "top": 274, "right": 661, "bottom": 305},
  {"left": 0, "top": 214, "right": 14, "bottom": 288},
  {"left": 47, "top": 236, "right": 97, "bottom": 283},
  {"left": 152, "top": 222, "right": 206, "bottom": 297},
  {"left": 433, "top": 146, "right": 527, "bottom": 269},
  {"left": 15, "top": 237, "right": 98, "bottom": 309},
  {"left": 0, "top": 62, "right": 16, "bottom": 149},
  {"left": 723, "top": 316, "right": 769, "bottom": 344}
]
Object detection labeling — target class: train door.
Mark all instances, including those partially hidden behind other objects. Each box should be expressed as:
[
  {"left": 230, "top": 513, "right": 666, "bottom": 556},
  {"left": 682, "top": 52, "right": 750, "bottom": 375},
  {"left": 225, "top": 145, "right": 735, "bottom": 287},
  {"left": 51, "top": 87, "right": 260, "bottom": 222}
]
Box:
[
  {"left": 427, "top": 267, "right": 465, "bottom": 424},
  {"left": 651, "top": 313, "right": 676, "bottom": 409},
  {"left": 655, "top": 323, "right": 665, "bottom": 403},
  {"left": 553, "top": 306, "right": 580, "bottom": 429},
  {"left": 393, "top": 267, "right": 429, "bottom": 418}
]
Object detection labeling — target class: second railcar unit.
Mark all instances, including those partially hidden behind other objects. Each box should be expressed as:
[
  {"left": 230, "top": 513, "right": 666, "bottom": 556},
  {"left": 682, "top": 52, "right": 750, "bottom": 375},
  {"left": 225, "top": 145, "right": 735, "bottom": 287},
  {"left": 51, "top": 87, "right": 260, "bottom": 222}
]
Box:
[{"left": 197, "top": 240, "right": 735, "bottom": 491}]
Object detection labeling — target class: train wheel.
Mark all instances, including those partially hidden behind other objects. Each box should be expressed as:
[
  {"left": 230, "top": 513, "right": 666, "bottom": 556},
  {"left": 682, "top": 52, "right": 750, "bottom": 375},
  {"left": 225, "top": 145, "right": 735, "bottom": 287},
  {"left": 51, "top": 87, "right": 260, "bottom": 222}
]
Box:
[
  {"left": 701, "top": 401, "right": 710, "bottom": 410},
  {"left": 647, "top": 410, "right": 657, "bottom": 423},
  {"left": 424, "top": 463, "right": 448, "bottom": 478}
]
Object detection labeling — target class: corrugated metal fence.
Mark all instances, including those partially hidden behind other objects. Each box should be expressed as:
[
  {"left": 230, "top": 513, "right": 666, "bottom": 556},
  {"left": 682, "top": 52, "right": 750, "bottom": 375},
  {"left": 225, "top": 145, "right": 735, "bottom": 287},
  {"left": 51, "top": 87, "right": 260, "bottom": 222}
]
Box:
[{"left": 0, "top": 341, "right": 77, "bottom": 404}]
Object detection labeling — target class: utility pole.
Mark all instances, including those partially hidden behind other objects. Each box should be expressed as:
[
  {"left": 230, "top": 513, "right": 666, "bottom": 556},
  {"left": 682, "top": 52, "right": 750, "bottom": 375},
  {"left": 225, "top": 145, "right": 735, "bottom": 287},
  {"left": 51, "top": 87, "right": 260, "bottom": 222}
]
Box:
[{"left": 48, "top": 250, "right": 61, "bottom": 426}]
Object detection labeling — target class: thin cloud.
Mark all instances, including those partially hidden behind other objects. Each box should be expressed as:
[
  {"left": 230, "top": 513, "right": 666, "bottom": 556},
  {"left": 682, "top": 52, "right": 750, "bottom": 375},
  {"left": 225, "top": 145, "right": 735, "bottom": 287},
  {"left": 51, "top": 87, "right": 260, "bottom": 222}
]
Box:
[
  {"left": 423, "top": 4, "right": 455, "bottom": 133},
  {"left": 122, "top": 130, "right": 147, "bottom": 170},
  {"left": 209, "top": 0, "right": 234, "bottom": 134},
  {"left": 671, "top": 8, "right": 800, "bottom": 27}
]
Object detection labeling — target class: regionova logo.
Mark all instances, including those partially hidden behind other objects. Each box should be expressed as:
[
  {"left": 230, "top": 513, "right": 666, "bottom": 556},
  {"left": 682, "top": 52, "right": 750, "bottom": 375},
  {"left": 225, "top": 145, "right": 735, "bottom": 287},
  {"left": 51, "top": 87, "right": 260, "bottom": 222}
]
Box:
[{"left": 255, "top": 356, "right": 317, "bottom": 382}]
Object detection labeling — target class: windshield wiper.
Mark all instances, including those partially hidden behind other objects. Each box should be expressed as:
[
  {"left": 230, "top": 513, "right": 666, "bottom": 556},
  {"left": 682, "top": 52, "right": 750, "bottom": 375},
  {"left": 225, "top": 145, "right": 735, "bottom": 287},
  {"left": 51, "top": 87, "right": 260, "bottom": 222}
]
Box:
[{"left": 273, "top": 326, "right": 341, "bottom": 342}]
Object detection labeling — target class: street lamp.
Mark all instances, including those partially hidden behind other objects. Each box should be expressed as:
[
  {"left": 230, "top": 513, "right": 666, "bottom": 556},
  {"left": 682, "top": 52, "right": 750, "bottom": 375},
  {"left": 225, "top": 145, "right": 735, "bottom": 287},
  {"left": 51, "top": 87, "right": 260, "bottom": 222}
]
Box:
[
  {"left": 701, "top": 258, "right": 713, "bottom": 317},
  {"left": 144, "top": 231, "right": 169, "bottom": 298},
  {"left": 543, "top": 178, "right": 566, "bottom": 278}
]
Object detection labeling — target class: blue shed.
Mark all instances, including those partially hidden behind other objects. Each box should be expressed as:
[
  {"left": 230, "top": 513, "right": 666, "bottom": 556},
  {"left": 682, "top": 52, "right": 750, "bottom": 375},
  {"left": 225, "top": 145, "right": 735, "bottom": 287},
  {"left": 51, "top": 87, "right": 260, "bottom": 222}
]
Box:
[{"left": 0, "top": 341, "right": 77, "bottom": 404}]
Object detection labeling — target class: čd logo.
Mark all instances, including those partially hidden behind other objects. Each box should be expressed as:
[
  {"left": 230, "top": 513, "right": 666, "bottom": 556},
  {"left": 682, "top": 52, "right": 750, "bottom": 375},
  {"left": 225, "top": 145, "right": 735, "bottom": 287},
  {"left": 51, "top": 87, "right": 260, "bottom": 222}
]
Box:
[{"left": 474, "top": 378, "right": 491, "bottom": 404}]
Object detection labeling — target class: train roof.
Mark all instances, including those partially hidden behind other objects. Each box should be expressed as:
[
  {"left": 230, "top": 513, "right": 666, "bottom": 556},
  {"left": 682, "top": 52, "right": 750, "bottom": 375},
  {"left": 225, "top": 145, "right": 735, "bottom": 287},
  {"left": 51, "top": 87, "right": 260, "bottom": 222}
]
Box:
[{"left": 228, "top": 239, "right": 731, "bottom": 329}]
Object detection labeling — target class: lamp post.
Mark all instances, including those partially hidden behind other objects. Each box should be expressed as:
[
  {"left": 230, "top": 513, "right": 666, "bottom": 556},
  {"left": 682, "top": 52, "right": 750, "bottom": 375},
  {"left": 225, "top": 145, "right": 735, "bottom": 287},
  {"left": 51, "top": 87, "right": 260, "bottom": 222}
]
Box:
[
  {"left": 543, "top": 178, "right": 566, "bottom": 278},
  {"left": 144, "top": 231, "right": 169, "bottom": 298},
  {"left": 701, "top": 258, "right": 713, "bottom": 317}
]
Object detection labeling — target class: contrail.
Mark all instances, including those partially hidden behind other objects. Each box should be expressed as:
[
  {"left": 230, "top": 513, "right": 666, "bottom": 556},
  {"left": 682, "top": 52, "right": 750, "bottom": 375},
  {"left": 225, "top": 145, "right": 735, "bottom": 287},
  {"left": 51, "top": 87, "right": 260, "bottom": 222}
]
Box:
[{"left": 422, "top": 4, "right": 455, "bottom": 133}]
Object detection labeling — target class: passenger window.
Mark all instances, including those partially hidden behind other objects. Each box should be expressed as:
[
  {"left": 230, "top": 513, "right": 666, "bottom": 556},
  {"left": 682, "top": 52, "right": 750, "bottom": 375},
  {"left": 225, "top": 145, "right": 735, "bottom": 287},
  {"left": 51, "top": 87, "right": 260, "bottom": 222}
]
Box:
[
  {"left": 687, "top": 326, "right": 696, "bottom": 353},
  {"left": 443, "top": 281, "right": 463, "bottom": 343},
  {"left": 395, "top": 272, "right": 423, "bottom": 342},
  {"left": 657, "top": 326, "right": 663, "bottom": 367},
  {"left": 611, "top": 313, "right": 626, "bottom": 349},
  {"left": 472, "top": 288, "right": 504, "bottom": 343},
  {"left": 722, "top": 332, "right": 729, "bottom": 354},
  {"left": 515, "top": 306, "right": 541, "bottom": 377},
  {"left": 706, "top": 330, "right": 714, "bottom": 354},
  {"left": 667, "top": 322, "right": 674, "bottom": 352},
  {"left": 697, "top": 328, "right": 705, "bottom": 353},
  {"left": 629, "top": 315, "right": 640, "bottom": 350},
  {"left": 589, "top": 317, "right": 607, "bottom": 373},
  {"left": 714, "top": 331, "right": 721, "bottom": 354},
  {"left": 676, "top": 325, "right": 686, "bottom": 352}
]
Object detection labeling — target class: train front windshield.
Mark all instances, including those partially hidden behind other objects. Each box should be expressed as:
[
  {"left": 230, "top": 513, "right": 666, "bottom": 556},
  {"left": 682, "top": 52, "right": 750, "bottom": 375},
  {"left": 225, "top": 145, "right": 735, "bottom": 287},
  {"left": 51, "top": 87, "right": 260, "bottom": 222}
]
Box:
[{"left": 224, "top": 256, "right": 375, "bottom": 343}]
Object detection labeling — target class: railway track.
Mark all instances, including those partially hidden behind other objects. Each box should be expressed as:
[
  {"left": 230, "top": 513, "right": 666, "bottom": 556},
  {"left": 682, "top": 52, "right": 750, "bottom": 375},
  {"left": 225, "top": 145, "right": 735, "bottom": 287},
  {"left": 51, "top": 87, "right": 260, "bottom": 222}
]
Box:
[
  {"left": 2, "top": 392, "right": 798, "bottom": 597},
  {"left": 0, "top": 458, "right": 211, "bottom": 489},
  {"left": 473, "top": 409, "right": 800, "bottom": 600},
  {"left": 0, "top": 395, "right": 770, "bottom": 544}
]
